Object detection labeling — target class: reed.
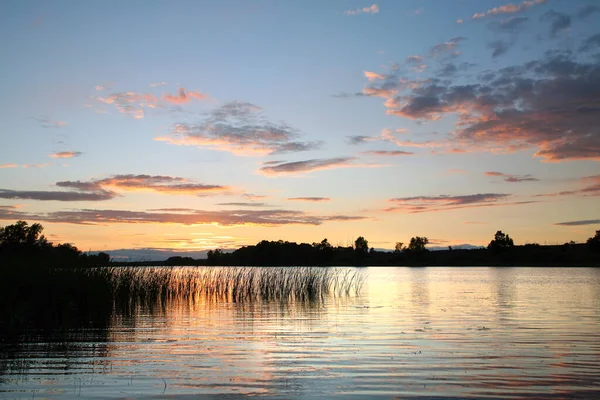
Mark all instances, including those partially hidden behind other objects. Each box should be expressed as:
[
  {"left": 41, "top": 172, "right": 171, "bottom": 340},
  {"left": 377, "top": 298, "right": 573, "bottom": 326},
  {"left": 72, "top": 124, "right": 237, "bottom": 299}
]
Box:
[{"left": 104, "top": 266, "right": 364, "bottom": 304}]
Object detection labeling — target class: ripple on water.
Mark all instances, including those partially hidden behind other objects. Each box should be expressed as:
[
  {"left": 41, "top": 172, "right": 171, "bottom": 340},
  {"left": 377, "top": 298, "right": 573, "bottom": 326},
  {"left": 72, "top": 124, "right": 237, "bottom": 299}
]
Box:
[{"left": 1, "top": 267, "right": 600, "bottom": 399}]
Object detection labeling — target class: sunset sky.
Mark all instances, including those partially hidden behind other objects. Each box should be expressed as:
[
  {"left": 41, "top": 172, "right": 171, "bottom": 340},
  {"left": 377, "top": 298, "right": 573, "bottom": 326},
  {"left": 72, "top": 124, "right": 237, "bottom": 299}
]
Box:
[{"left": 1, "top": 0, "right": 599, "bottom": 253}]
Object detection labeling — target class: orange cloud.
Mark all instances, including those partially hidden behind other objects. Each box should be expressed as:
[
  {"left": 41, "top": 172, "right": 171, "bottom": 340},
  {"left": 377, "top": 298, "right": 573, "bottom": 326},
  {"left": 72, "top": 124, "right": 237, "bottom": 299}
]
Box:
[
  {"left": 0, "top": 174, "right": 232, "bottom": 203},
  {"left": 0, "top": 207, "right": 367, "bottom": 227},
  {"left": 0, "top": 164, "right": 18, "bottom": 168},
  {"left": 59, "top": 174, "right": 230, "bottom": 196},
  {"left": 364, "top": 71, "right": 385, "bottom": 81},
  {"left": 50, "top": 151, "right": 83, "bottom": 159},
  {"left": 162, "top": 88, "right": 208, "bottom": 104},
  {"left": 471, "top": 0, "right": 547, "bottom": 20},
  {"left": 94, "top": 91, "right": 161, "bottom": 119},
  {"left": 22, "top": 163, "right": 51, "bottom": 168}
]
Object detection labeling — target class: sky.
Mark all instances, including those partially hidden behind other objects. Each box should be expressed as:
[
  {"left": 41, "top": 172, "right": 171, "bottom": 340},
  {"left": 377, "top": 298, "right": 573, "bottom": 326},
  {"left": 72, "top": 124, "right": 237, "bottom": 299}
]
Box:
[{"left": 0, "top": 0, "right": 599, "bottom": 253}]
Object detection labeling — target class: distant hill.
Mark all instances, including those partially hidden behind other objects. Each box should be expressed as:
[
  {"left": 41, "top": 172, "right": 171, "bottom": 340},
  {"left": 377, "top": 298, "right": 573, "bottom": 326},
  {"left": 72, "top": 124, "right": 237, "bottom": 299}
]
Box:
[
  {"left": 100, "top": 248, "right": 212, "bottom": 262},
  {"left": 103, "top": 245, "right": 482, "bottom": 262},
  {"left": 428, "top": 244, "right": 483, "bottom": 251}
]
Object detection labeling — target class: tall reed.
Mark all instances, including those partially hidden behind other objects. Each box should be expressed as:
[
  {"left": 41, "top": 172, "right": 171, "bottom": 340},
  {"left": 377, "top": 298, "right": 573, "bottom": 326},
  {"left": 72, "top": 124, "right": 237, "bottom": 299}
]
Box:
[{"left": 105, "top": 266, "right": 364, "bottom": 305}]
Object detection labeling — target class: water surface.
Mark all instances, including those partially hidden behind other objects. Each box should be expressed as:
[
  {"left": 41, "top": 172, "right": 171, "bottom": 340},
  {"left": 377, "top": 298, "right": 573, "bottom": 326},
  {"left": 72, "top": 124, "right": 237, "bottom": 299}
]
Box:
[{"left": 1, "top": 267, "right": 599, "bottom": 399}]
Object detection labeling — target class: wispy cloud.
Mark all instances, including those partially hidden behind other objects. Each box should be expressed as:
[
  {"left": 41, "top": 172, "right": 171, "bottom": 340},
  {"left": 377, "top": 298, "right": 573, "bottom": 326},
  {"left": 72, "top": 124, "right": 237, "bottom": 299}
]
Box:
[
  {"left": 534, "top": 175, "right": 600, "bottom": 197},
  {"left": 58, "top": 174, "right": 229, "bottom": 195},
  {"left": 488, "top": 40, "right": 511, "bottom": 58},
  {"left": 96, "top": 91, "right": 159, "bottom": 119},
  {"left": 50, "top": 151, "right": 83, "bottom": 159},
  {"left": 217, "top": 202, "right": 270, "bottom": 207},
  {"left": 361, "top": 150, "right": 415, "bottom": 156},
  {"left": 0, "top": 207, "right": 367, "bottom": 227},
  {"left": 364, "top": 71, "right": 385, "bottom": 81},
  {"left": 32, "top": 116, "right": 67, "bottom": 128},
  {"left": 471, "top": 0, "right": 547, "bottom": 20},
  {"left": 156, "top": 101, "right": 320, "bottom": 156},
  {"left": 579, "top": 33, "right": 600, "bottom": 52},
  {"left": 344, "top": 4, "right": 379, "bottom": 16},
  {"left": 347, "top": 135, "right": 375, "bottom": 145},
  {"left": 1, "top": 163, "right": 53, "bottom": 169},
  {"left": 258, "top": 157, "right": 359, "bottom": 176},
  {"left": 385, "top": 193, "right": 532, "bottom": 213},
  {"left": 149, "top": 82, "right": 166, "bottom": 87},
  {"left": 541, "top": 10, "right": 571, "bottom": 37},
  {"left": 22, "top": 163, "right": 51, "bottom": 169},
  {"left": 484, "top": 171, "right": 539, "bottom": 182},
  {"left": 162, "top": 88, "right": 208, "bottom": 104},
  {"left": 431, "top": 37, "right": 467, "bottom": 58},
  {"left": 554, "top": 219, "right": 600, "bottom": 226},
  {"left": 0, "top": 189, "right": 116, "bottom": 202},
  {"left": 490, "top": 16, "right": 530, "bottom": 32},
  {"left": 0, "top": 174, "right": 230, "bottom": 202},
  {"left": 287, "top": 197, "right": 331, "bottom": 202},
  {"left": 577, "top": 4, "right": 600, "bottom": 19}
]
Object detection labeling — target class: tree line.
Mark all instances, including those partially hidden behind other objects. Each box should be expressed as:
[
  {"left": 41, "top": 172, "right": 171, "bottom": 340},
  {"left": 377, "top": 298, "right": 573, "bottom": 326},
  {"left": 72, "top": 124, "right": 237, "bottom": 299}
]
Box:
[
  {"left": 0, "top": 220, "right": 110, "bottom": 269},
  {"left": 2, "top": 220, "right": 599, "bottom": 268}
]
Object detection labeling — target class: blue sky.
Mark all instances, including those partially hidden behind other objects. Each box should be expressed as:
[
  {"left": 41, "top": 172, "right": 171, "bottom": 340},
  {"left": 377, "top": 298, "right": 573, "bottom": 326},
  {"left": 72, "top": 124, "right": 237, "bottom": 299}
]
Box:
[{"left": 1, "top": 0, "right": 599, "bottom": 252}]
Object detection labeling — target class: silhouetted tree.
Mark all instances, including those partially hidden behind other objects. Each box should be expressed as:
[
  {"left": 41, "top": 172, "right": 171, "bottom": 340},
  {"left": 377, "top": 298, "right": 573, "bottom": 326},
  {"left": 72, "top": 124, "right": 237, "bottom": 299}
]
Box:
[
  {"left": 406, "top": 236, "right": 429, "bottom": 252},
  {"left": 354, "top": 236, "right": 369, "bottom": 257},
  {"left": 313, "top": 238, "right": 334, "bottom": 264},
  {"left": 488, "top": 230, "right": 514, "bottom": 251},
  {"left": 587, "top": 230, "right": 600, "bottom": 253},
  {"left": 394, "top": 242, "right": 405, "bottom": 253},
  {"left": 0, "top": 220, "right": 48, "bottom": 249}
]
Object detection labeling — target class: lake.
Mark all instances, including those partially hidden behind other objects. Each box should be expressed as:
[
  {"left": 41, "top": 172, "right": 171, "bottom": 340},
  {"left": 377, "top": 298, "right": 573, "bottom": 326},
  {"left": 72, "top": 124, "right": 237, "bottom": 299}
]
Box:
[{"left": 1, "top": 267, "right": 599, "bottom": 399}]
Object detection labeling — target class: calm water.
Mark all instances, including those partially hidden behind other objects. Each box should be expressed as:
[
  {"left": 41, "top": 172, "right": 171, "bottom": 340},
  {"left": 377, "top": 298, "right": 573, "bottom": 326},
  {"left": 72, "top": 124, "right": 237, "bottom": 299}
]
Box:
[{"left": 1, "top": 267, "right": 599, "bottom": 399}]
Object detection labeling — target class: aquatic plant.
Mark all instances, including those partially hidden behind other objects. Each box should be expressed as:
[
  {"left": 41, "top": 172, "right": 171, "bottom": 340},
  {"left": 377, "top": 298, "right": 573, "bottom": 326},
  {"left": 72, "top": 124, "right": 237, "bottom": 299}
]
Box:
[{"left": 106, "top": 266, "right": 364, "bottom": 304}]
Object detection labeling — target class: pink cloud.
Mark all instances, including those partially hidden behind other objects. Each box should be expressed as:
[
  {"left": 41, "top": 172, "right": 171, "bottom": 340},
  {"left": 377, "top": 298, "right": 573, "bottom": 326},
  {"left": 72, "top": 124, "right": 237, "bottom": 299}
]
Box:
[
  {"left": 471, "top": 0, "right": 547, "bottom": 20},
  {"left": 364, "top": 71, "right": 385, "bottom": 81},
  {"left": 485, "top": 171, "right": 539, "bottom": 182},
  {"left": 344, "top": 4, "right": 379, "bottom": 16},
  {"left": 0, "top": 164, "right": 18, "bottom": 169},
  {"left": 162, "top": 88, "right": 208, "bottom": 104},
  {"left": 156, "top": 101, "right": 319, "bottom": 156}
]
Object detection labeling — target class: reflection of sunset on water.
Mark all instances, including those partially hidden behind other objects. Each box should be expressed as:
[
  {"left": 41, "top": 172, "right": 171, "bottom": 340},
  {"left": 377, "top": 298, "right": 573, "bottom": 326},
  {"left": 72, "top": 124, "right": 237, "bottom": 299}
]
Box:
[{"left": 1, "top": 267, "right": 599, "bottom": 398}]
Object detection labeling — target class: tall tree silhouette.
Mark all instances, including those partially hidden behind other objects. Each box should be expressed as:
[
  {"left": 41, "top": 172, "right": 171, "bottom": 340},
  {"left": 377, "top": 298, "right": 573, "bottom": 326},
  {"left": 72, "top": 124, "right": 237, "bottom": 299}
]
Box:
[
  {"left": 587, "top": 230, "right": 600, "bottom": 253},
  {"left": 354, "top": 236, "right": 369, "bottom": 257},
  {"left": 406, "top": 236, "right": 429, "bottom": 252},
  {"left": 488, "top": 231, "right": 514, "bottom": 251}
]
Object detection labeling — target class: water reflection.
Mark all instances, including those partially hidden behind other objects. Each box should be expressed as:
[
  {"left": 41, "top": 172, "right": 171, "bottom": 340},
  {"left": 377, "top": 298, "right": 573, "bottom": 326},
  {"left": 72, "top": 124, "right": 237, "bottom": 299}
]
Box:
[{"left": 1, "top": 267, "right": 600, "bottom": 398}]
